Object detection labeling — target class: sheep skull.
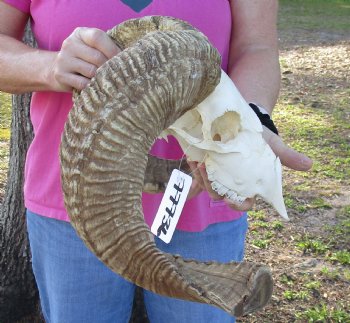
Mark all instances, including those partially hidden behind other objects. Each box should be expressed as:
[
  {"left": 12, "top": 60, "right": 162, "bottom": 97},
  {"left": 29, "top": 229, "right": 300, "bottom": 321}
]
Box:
[{"left": 162, "top": 71, "right": 288, "bottom": 219}]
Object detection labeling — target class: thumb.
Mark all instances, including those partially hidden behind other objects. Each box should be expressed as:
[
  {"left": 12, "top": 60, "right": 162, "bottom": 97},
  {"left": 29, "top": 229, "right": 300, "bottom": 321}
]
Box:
[{"left": 263, "top": 126, "right": 313, "bottom": 171}]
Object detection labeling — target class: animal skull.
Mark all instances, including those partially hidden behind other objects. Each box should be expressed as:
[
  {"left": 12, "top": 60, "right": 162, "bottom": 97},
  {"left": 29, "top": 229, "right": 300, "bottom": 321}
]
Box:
[
  {"left": 162, "top": 71, "right": 288, "bottom": 219},
  {"left": 60, "top": 16, "right": 276, "bottom": 317}
]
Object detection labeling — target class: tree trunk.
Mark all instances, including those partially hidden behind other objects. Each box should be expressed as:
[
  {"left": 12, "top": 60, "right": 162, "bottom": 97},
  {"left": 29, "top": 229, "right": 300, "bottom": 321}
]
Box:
[
  {"left": 0, "top": 24, "right": 44, "bottom": 323},
  {"left": 0, "top": 92, "right": 43, "bottom": 323}
]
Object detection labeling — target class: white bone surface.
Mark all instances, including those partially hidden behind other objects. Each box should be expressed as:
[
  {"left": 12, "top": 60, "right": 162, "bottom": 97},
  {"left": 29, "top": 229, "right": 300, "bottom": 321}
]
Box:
[{"left": 162, "top": 71, "right": 288, "bottom": 219}]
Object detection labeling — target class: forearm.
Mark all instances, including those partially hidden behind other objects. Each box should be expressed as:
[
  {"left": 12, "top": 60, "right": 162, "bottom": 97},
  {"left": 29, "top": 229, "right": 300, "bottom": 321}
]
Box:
[
  {"left": 0, "top": 34, "right": 57, "bottom": 94},
  {"left": 228, "top": 0, "right": 280, "bottom": 115},
  {"left": 228, "top": 45, "right": 280, "bottom": 115}
]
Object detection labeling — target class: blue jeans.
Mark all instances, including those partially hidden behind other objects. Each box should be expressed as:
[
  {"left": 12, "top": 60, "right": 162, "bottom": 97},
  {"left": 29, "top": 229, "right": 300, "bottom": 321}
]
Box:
[{"left": 26, "top": 210, "right": 248, "bottom": 323}]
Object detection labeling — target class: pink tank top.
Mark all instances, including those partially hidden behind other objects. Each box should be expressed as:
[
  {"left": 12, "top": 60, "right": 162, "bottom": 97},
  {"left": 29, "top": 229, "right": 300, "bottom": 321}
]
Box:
[{"left": 5, "top": 0, "right": 244, "bottom": 231}]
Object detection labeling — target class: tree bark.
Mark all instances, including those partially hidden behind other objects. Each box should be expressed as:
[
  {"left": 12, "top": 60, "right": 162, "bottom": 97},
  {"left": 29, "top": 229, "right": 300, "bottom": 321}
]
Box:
[
  {"left": 0, "top": 92, "right": 43, "bottom": 323},
  {"left": 0, "top": 25, "right": 44, "bottom": 323}
]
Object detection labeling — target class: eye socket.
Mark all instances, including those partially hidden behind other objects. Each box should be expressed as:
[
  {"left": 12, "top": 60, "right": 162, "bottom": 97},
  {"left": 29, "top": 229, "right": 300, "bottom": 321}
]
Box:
[
  {"left": 177, "top": 109, "right": 203, "bottom": 140},
  {"left": 211, "top": 111, "right": 241, "bottom": 143}
]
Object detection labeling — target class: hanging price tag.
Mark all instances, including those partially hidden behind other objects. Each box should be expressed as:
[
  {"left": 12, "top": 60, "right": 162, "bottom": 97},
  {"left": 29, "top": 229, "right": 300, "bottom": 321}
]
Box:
[{"left": 151, "top": 169, "right": 192, "bottom": 243}]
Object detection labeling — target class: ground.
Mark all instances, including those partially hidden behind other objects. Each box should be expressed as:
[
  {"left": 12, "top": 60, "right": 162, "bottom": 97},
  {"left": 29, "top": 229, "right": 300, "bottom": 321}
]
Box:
[
  {"left": 237, "top": 1, "right": 350, "bottom": 322},
  {"left": 0, "top": 1, "right": 349, "bottom": 322}
]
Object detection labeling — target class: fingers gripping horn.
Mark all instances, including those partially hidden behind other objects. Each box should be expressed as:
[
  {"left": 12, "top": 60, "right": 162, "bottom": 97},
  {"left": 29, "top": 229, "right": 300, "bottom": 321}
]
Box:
[{"left": 60, "top": 16, "right": 273, "bottom": 317}]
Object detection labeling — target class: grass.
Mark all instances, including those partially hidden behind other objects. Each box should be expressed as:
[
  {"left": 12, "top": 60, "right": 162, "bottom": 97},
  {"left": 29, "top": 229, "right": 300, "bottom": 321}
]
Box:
[
  {"left": 251, "top": 238, "right": 270, "bottom": 249},
  {"left": 327, "top": 250, "right": 350, "bottom": 266},
  {"left": 289, "top": 270, "right": 350, "bottom": 322},
  {"left": 305, "top": 281, "right": 321, "bottom": 290},
  {"left": 249, "top": 209, "right": 287, "bottom": 250},
  {"left": 279, "top": 267, "right": 350, "bottom": 322},
  {"left": 275, "top": 104, "right": 350, "bottom": 183},
  {"left": 283, "top": 290, "right": 309, "bottom": 301},
  {"left": 0, "top": 91, "right": 12, "bottom": 189},
  {"left": 248, "top": 210, "right": 267, "bottom": 221},
  {"left": 320, "top": 266, "right": 342, "bottom": 280},
  {"left": 344, "top": 269, "right": 350, "bottom": 281},
  {"left": 279, "top": 0, "right": 350, "bottom": 32},
  {"left": 0, "top": 91, "right": 12, "bottom": 140},
  {"left": 296, "top": 236, "right": 330, "bottom": 255},
  {"left": 0, "top": 128, "right": 11, "bottom": 141},
  {"left": 296, "top": 303, "right": 350, "bottom": 322},
  {"left": 271, "top": 220, "right": 284, "bottom": 230},
  {"left": 280, "top": 273, "right": 295, "bottom": 286},
  {"left": 294, "top": 216, "right": 350, "bottom": 264}
]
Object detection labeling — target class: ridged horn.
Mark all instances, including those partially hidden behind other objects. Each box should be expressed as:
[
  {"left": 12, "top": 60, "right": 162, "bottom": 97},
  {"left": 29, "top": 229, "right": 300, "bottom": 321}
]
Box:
[{"left": 60, "top": 16, "right": 273, "bottom": 317}]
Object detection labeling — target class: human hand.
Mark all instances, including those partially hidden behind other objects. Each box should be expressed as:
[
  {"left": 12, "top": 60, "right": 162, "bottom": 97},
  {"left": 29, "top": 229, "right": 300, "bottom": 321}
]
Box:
[
  {"left": 186, "top": 128, "right": 313, "bottom": 210},
  {"left": 262, "top": 126, "right": 313, "bottom": 171},
  {"left": 187, "top": 161, "right": 255, "bottom": 211},
  {"left": 49, "top": 27, "right": 120, "bottom": 92}
]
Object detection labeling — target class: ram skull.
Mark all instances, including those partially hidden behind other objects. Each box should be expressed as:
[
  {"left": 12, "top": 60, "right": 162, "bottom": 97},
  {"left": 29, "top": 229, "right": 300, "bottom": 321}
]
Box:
[
  {"left": 162, "top": 71, "right": 288, "bottom": 219},
  {"left": 60, "top": 16, "right": 275, "bottom": 318}
]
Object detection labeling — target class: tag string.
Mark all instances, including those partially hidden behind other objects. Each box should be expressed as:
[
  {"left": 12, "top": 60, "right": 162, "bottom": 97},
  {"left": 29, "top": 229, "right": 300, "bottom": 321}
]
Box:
[
  {"left": 188, "top": 153, "right": 207, "bottom": 177},
  {"left": 178, "top": 143, "right": 193, "bottom": 171},
  {"left": 178, "top": 144, "right": 207, "bottom": 177}
]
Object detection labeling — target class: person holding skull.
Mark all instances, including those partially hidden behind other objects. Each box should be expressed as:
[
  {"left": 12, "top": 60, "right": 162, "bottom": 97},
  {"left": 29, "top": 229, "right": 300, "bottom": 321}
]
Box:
[{"left": 0, "top": 0, "right": 312, "bottom": 322}]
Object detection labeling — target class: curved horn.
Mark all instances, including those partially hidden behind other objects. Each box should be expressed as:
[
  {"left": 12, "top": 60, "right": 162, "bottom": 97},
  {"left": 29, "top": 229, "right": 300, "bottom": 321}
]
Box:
[{"left": 60, "top": 16, "right": 272, "bottom": 317}]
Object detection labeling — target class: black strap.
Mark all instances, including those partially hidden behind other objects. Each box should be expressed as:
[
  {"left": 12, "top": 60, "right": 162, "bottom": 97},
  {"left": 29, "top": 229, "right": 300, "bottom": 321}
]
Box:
[{"left": 249, "top": 103, "right": 279, "bottom": 135}]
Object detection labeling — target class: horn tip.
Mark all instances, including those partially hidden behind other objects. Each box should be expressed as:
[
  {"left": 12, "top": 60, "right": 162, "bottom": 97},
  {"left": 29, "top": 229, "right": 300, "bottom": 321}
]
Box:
[{"left": 233, "top": 266, "right": 273, "bottom": 317}]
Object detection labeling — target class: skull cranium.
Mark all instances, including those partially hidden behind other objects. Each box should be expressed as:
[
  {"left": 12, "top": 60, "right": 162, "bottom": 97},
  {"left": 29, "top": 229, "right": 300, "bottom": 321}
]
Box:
[{"left": 162, "top": 71, "right": 288, "bottom": 219}]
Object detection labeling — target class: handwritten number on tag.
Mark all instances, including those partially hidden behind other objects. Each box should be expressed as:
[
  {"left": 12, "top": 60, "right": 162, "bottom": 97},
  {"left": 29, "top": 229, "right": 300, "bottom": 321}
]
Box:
[{"left": 151, "top": 170, "right": 192, "bottom": 243}]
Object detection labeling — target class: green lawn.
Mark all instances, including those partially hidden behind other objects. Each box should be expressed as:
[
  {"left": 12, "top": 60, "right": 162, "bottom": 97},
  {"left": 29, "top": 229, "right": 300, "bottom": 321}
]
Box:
[
  {"left": 0, "top": 91, "right": 12, "bottom": 141},
  {"left": 279, "top": 0, "right": 350, "bottom": 32}
]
